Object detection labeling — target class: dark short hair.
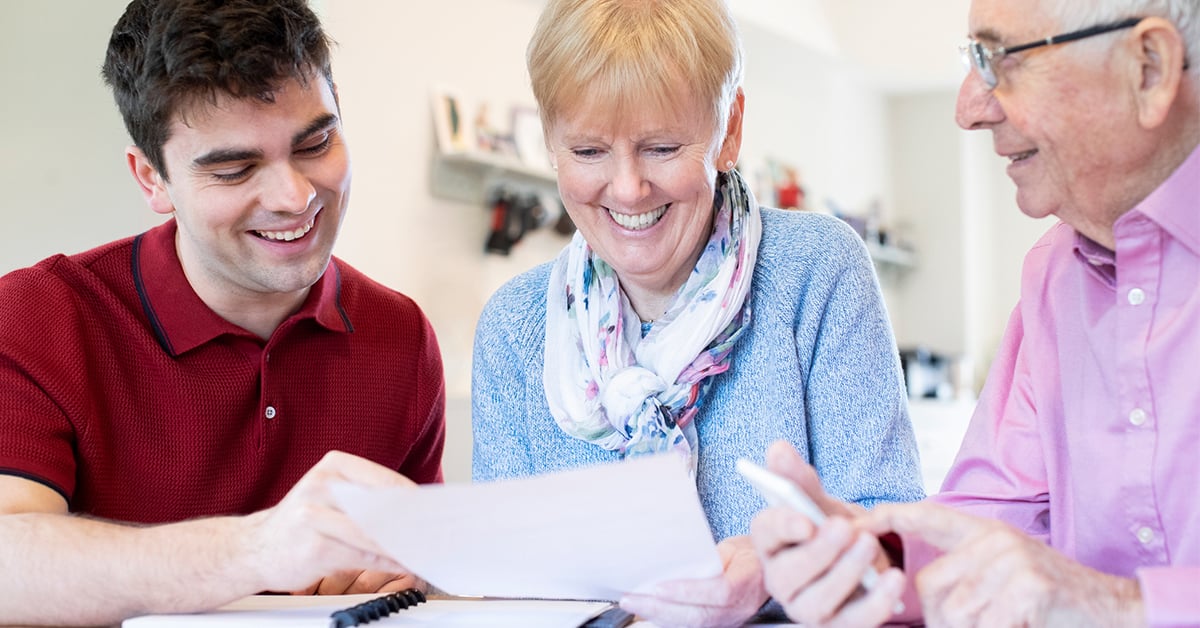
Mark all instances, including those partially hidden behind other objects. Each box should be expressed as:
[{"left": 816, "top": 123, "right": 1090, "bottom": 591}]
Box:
[{"left": 101, "top": 0, "right": 334, "bottom": 181}]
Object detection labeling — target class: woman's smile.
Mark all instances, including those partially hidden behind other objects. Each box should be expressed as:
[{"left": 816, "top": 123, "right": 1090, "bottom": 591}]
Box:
[{"left": 606, "top": 204, "right": 669, "bottom": 231}]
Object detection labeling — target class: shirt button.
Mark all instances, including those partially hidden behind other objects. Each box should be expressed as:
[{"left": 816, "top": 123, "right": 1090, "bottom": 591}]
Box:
[
  {"left": 1137, "top": 526, "right": 1155, "bottom": 544},
  {"left": 265, "top": 406, "right": 277, "bottom": 420},
  {"left": 1127, "top": 288, "right": 1145, "bottom": 305},
  {"left": 1129, "top": 408, "right": 1147, "bottom": 426}
]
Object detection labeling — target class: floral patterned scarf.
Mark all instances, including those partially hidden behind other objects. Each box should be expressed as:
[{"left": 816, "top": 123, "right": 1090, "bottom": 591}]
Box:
[{"left": 543, "top": 169, "right": 762, "bottom": 475}]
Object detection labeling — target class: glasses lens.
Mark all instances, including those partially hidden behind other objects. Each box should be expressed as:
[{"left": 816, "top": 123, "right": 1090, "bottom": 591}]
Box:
[
  {"left": 967, "top": 41, "right": 998, "bottom": 88},
  {"left": 958, "top": 43, "right": 974, "bottom": 71}
]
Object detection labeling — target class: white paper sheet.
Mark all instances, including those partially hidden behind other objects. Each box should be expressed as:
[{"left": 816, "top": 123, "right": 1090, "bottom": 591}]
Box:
[{"left": 331, "top": 454, "right": 723, "bottom": 601}]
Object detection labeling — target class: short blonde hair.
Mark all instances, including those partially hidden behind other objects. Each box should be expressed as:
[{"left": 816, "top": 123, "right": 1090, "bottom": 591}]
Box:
[{"left": 527, "top": 0, "right": 744, "bottom": 133}]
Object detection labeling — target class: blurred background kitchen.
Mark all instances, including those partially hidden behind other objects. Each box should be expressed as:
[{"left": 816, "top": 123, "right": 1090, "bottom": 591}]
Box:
[{"left": 1, "top": 0, "right": 1051, "bottom": 492}]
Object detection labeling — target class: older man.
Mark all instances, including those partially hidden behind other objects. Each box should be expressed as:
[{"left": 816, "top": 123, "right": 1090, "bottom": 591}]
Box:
[{"left": 749, "top": 0, "right": 1199, "bottom": 626}]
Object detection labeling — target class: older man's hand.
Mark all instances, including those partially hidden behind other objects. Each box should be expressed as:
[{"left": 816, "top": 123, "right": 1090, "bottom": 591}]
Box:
[
  {"left": 861, "top": 502, "right": 1145, "bottom": 627},
  {"left": 748, "top": 441, "right": 906, "bottom": 627}
]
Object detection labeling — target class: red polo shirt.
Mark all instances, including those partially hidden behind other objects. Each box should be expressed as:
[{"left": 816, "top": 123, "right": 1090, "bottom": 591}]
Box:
[{"left": 0, "top": 220, "right": 445, "bottom": 523}]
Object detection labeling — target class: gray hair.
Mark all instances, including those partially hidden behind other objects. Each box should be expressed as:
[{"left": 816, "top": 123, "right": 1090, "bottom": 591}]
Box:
[{"left": 1048, "top": 0, "right": 1197, "bottom": 76}]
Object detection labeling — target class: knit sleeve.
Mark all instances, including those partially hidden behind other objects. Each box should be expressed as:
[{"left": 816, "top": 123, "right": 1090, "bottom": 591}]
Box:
[
  {"left": 801, "top": 220, "right": 925, "bottom": 508},
  {"left": 470, "top": 271, "right": 545, "bottom": 483}
]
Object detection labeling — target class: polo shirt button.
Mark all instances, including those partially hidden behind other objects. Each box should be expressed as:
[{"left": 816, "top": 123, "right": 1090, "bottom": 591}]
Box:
[
  {"left": 1136, "top": 526, "right": 1154, "bottom": 544},
  {"left": 265, "top": 406, "right": 277, "bottom": 420},
  {"left": 1127, "top": 288, "right": 1145, "bottom": 305},
  {"left": 1129, "top": 408, "right": 1147, "bottom": 426}
]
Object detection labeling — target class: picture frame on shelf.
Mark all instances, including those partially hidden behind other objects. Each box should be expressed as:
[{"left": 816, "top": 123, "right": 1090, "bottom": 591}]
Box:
[
  {"left": 511, "top": 105, "right": 551, "bottom": 173},
  {"left": 473, "top": 100, "right": 515, "bottom": 158},
  {"left": 430, "top": 85, "right": 474, "bottom": 155},
  {"left": 426, "top": 91, "right": 560, "bottom": 207}
]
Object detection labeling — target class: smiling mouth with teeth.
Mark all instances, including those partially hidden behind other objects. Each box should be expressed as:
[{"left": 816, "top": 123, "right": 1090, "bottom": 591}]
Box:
[
  {"left": 608, "top": 204, "right": 669, "bottom": 230},
  {"left": 254, "top": 216, "right": 315, "bottom": 242}
]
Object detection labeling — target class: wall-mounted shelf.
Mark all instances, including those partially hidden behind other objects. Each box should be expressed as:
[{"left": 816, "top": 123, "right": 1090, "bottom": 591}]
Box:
[
  {"left": 826, "top": 207, "right": 916, "bottom": 273},
  {"left": 866, "top": 240, "right": 916, "bottom": 270},
  {"left": 429, "top": 147, "right": 917, "bottom": 271},
  {"left": 430, "top": 149, "right": 558, "bottom": 206}
]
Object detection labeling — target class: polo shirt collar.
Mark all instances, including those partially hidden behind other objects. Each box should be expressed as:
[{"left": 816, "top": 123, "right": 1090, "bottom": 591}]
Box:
[{"left": 133, "top": 219, "right": 351, "bottom": 357}]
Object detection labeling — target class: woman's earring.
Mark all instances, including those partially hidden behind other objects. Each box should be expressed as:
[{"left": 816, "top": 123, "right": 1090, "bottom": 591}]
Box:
[{"left": 725, "top": 160, "right": 734, "bottom": 171}]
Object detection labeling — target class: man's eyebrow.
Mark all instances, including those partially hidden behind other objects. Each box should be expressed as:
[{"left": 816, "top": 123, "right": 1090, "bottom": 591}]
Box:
[
  {"left": 191, "top": 114, "right": 340, "bottom": 168},
  {"left": 972, "top": 27, "right": 1006, "bottom": 45},
  {"left": 293, "top": 113, "right": 339, "bottom": 146},
  {"left": 193, "top": 147, "right": 262, "bottom": 168}
]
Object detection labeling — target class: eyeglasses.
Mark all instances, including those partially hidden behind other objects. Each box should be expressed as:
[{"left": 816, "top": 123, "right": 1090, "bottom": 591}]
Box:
[{"left": 960, "top": 16, "right": 1144, "bottom": 88}]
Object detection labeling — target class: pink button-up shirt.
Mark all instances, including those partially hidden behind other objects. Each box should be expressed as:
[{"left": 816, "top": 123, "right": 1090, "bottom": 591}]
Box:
[{"left": 919, "top": 145, "right": 1200, "bottom": 626}]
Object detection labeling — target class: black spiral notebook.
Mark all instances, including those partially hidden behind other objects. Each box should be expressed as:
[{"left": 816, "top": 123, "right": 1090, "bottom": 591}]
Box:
[
  {"left": 122, "top": 591, "right": 633, "bottom": 627},
  {"left": 329, "top": 589, "right": 427, "bottom": 627}
]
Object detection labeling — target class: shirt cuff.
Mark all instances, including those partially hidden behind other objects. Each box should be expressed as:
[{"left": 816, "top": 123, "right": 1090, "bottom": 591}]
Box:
[{"left": 1137, "top": 566, "right": 1200, "bottom": 627}]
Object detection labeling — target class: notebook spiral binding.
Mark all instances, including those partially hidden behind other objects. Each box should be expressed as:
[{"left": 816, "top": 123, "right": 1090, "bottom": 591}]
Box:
[{"left": 328, "top": 589, "right": 427, "bottom": 628}]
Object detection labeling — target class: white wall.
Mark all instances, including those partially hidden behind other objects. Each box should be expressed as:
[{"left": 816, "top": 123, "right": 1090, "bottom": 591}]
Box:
[
  {"left": 887, "top": 90, "right": 1052, "bottom": 393},
  {"left": 888, "top": 91, "right": 967, "bottom": 356},
  {"left": 1, "top": 0, "right": 164, "bottom": 270},
  {"left": 739, "top": 25, "right": 892, "bottom": 219},
  {"left": 2, "top": 1, "right": 1024, "bottom": 483}
]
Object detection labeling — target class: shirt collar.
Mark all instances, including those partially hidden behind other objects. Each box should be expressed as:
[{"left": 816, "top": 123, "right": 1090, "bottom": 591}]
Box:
[
  {"left": 1072, "top": 230, "right": 1117, "bottom": 286},
  {"left": 1117, "top": 142, "right": 1200, "bottom": 257},
  {"left": 134, "top": 219, "right": 352, "bottom": 356},
  {"left": 1072, "top": 143, "right": 1200, "bottom": 284}
]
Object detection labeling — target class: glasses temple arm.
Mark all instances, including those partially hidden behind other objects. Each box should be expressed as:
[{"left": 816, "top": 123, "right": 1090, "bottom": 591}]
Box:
[{"left": 1004, "top": 16, "right": 1145, "bottom": 55}]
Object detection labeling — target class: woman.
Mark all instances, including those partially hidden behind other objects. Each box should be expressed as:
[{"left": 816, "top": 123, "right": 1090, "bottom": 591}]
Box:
[{"left": 471, "top": 0, "right": 924, "bottom": 624}]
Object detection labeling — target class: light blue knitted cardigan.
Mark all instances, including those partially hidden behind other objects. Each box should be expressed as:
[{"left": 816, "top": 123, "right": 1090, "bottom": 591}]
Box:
[{"left": 471, "top": 207, "right": 925, "bottom": 541}]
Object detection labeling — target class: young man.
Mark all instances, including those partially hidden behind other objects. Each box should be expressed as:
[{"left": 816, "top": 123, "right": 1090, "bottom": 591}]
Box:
[
  {"left": 0, "top": 1, "right": 445, "bottom": 625},
  {"left": 749, "top": 0, "right": 1199, "bottom": 626}
]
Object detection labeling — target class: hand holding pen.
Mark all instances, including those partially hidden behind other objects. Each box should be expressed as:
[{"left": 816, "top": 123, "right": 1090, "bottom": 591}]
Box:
[{"left": 746, "top": 441, "right": 909, "bottom": 627}]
